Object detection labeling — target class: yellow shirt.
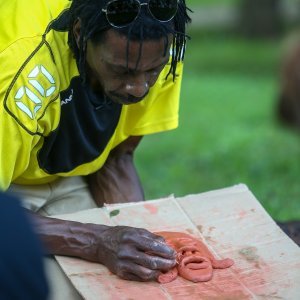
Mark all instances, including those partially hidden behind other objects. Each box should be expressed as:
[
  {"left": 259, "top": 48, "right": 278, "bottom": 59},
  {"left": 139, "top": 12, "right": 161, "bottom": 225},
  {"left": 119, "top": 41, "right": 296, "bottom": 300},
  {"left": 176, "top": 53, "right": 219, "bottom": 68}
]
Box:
[{"left": 0, "top": 0, "right": 183, "bottom": 190}]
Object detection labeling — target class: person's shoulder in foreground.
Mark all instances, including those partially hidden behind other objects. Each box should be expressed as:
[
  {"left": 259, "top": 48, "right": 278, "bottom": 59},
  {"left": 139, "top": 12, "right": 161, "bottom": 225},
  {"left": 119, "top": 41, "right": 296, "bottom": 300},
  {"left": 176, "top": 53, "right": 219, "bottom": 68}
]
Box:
[{"left": 0, "top": 193, "right": 49, "bottom": 300}]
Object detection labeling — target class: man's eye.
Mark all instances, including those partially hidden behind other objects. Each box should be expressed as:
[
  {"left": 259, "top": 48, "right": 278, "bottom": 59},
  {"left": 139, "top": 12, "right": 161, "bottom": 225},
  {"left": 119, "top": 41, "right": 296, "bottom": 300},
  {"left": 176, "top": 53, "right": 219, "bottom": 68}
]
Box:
[
  {"left": 110, "top": 68, "right": 129, "bottom": 75},
  {"left": 115, "top": 70, "right": 127, "bottom": 75},
  {"left": 120, "top": 70, "right": 131, "bottom": 76}
]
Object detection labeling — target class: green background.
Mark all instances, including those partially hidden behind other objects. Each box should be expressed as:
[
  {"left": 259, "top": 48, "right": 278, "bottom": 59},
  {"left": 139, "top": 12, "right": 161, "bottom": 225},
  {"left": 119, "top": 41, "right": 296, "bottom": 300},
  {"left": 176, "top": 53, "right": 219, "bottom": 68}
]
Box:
[{"left": 135, "top": 1, "right": 300, "bottom": 222}]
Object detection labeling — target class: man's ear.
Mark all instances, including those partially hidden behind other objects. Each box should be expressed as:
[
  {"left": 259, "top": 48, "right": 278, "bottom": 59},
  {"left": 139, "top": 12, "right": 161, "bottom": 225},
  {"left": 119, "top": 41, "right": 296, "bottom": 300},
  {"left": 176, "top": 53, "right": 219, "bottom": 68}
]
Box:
[{"left": 73, "top": 18, "right": 82, "bottom": 48}]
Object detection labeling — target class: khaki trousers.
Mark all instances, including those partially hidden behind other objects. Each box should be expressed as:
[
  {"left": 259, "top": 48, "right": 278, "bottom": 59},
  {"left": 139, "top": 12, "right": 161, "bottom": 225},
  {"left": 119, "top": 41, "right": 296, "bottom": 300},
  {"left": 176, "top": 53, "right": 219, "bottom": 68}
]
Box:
[{"left": 9, "top": 177, "right": 98, "bottom": 300}]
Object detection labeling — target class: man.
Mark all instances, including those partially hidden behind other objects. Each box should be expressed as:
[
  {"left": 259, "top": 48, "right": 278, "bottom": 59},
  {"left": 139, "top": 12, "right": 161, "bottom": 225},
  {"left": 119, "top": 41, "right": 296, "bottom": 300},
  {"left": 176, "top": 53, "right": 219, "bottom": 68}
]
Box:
[{"left": 0, "top": 0, "right": 191, "bottom": 298}]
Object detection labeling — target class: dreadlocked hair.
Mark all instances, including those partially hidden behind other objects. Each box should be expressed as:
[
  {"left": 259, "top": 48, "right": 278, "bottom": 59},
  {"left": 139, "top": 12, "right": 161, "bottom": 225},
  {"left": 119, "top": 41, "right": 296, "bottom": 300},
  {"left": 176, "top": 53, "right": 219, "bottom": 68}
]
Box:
[{"left": 68, "top": 0, "right": 192, "bottom": 83}]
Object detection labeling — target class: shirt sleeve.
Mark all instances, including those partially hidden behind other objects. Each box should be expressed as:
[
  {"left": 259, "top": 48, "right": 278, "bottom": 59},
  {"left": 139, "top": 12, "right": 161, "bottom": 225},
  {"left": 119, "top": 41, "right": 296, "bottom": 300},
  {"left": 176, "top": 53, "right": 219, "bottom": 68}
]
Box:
[
  {"left": 0, "top": 36, "right": 61, "bottom": 190},
  {"left": 0, "top": 107, "right": 37, "bottom": 190}
]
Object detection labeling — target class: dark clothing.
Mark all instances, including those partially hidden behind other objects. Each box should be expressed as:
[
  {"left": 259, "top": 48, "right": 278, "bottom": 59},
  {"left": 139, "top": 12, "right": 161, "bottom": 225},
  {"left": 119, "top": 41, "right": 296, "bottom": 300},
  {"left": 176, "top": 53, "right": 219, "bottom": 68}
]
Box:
[
  {"left": 277, "top": 221, "right": 300, "bottom": 247},
  {"left": 0, "top": 193, "right": 49, "bottom": 300}
]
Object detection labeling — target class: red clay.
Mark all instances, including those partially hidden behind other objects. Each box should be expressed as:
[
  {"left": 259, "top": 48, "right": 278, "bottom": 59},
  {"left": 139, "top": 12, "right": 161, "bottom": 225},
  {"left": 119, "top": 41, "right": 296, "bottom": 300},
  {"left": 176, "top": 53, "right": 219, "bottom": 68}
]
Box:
[{"left": 155, "top": 231, "right": 234, "bottom": 284}]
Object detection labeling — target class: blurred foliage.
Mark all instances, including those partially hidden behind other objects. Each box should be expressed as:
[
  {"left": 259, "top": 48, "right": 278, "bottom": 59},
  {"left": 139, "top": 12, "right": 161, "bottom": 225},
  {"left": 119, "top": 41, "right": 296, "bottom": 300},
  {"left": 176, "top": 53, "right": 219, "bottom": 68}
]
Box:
[
  {"left": 135, "top": 6, "right": 300, "bottom": 222},
  {"left": 187, "top": 0, "right": 300, "bottom": 6},
  {"left": 187, "top": 0, "right": 240, "bottom": 5},
  {"left": 185, "top": 30, "right": 281, "bottom": 75}
]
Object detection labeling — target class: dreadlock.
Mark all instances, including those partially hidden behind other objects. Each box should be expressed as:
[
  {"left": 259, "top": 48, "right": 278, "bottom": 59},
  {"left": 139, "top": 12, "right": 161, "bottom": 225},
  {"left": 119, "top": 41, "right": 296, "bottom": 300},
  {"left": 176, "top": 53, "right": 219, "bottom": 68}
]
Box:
[{"left": 68, "top": 0, "right": 191, "bottom": 83}]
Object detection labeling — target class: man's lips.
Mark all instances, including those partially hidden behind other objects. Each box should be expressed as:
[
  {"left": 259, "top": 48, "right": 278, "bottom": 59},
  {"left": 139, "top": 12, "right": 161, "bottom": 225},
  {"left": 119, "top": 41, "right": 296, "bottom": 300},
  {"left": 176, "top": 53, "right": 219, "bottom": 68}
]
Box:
[{"left": 109, "top": 92, "right": 148, "bottom": 105}]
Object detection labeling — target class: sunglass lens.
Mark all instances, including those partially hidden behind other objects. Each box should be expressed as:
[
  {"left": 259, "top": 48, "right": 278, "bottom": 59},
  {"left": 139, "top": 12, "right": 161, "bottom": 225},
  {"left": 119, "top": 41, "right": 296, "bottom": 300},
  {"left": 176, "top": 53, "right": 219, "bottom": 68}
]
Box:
[
  {"left": 149, "top": 0, "right": 178, "bottom": 22},
  {"left": 106, "top": 0, "right": 140, "bottom": 27}
]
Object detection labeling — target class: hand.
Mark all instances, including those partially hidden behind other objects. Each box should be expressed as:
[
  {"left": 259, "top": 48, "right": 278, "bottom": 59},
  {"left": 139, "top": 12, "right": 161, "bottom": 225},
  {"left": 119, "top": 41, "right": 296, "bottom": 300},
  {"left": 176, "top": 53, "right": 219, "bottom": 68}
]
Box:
[
  {"left": 92, "top": 226, "right": 177, "bottom": 281},
  {"left": 28, "top": 212, "right": 176, "bottom": 282}
]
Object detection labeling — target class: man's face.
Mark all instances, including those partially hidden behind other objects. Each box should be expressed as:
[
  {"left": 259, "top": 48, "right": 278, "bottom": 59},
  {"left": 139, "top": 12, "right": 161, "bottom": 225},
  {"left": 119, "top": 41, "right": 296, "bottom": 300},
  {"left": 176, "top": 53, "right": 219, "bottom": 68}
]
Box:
[{"left": 85, "top": 29, "right": 171, "bottom": 105}]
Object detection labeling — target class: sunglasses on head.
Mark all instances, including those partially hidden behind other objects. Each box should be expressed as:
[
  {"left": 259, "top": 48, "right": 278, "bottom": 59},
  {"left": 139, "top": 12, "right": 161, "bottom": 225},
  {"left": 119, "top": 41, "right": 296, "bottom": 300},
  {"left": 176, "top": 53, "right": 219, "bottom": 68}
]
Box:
[{"left": 102, "top": 0, "right": 179, "bottom": 28}]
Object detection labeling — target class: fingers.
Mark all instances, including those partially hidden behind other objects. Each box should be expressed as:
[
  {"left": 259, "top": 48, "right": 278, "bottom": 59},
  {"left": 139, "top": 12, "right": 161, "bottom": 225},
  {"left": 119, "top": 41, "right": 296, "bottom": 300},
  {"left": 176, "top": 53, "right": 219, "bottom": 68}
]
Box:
[
  {"left": 100, "top": 226, "right": 178, "bottom": 282},
  {"left": 121, "top": 228, "right": 176, "bottom": 259},
  {"left": 118, "top": 247, "right": 176, "bottom": 271},
  {"left": 120, "top": 229, "right": 177, "bottom": 272},
  {"left": 115, "top": 261, "right": 161, "bottom": 282}
]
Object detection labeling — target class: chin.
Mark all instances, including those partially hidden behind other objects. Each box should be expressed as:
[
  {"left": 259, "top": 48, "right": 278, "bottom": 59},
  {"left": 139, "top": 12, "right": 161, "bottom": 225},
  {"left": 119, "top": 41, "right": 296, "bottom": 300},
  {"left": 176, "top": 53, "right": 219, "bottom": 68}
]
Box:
[
  {"left": 110, "top": 95, "right": 144, "bottom": 105},
  {"left": 109, "top": 96, "right": 129, "bottom": 105},
  {"left": 123, "top": 99, "right": 143, "bottom": 105}
]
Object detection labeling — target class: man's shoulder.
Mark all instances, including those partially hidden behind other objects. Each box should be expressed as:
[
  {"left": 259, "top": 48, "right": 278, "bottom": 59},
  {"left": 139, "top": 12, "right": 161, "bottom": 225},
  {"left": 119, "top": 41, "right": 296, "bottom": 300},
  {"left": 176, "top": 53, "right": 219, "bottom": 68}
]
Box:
[
  {"left": 0, "top": 0, "right": 75, "bottom": 136},
  {"left": 0, "top": 36, "right": 63, "bottom": 135},
  {"left": 0, "top": 0, "right": 70, "bottom": 52}
]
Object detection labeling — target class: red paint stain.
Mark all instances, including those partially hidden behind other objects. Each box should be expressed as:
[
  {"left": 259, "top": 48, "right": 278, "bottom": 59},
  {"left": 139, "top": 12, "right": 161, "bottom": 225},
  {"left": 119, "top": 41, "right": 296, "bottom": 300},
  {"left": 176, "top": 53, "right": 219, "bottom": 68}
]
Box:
[
  {"left": 205, "top": 236, "right": 216, "bottom": 243},
  {"left": 238, "top": 210, "right": 247, "bottom": 219},
  {"left": 144, "top": 203, "right": 158, "bottom": 214},
  {"left": 165, "top": 277, "right": 252, "bottom": 300},
  {"left": 208, "top": 226, "right": 216, "bottom": 233}
]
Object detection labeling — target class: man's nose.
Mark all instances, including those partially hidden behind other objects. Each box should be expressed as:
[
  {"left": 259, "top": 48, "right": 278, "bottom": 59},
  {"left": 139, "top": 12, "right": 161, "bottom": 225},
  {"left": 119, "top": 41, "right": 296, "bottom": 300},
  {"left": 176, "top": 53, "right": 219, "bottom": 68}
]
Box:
[{"left": 125, "top": 74, "right": 149, "bottom": 98}]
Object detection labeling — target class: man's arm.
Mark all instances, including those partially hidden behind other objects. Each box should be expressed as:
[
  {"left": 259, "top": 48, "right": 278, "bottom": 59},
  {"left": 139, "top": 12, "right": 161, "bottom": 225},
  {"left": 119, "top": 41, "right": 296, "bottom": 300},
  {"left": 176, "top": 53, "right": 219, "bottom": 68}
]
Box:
[
  {"left": 26, "top": 135, "right": 177, "bottom": 282},
  {"left": 87, "top": 136, "right": 145, "bottom": 207},
  {"left": 28, "top": 211, "right": 176, "bottom": 281}
]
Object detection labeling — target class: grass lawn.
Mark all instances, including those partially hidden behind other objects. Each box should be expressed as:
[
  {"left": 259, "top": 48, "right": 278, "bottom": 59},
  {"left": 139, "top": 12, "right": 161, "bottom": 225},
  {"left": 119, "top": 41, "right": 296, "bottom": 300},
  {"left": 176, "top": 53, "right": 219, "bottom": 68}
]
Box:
[
  {"left": 187, "top": 0, "right": 239, "bottom": 6},
  {"left": 187, "top": 0, "right": 300, "bottom": 7},
  {"left": 135, "top": 31, "right": 300, "bottom": 222}
]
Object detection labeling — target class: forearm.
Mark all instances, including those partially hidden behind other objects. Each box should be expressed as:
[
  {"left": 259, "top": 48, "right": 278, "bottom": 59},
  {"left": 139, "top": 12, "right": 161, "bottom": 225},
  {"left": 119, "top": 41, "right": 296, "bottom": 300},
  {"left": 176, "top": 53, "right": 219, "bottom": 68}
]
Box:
[
  {"left": 25, "top": 210, "right": 177, "bottom": 282},
  {"left": 27, "top": 210, "right": 109, "bottom": 262},
  {"left": 88, "top": 153, "right": 144, "bottom": 206},
  {"left": 88, "top": 136, "right": 145, "bottom": 206}
]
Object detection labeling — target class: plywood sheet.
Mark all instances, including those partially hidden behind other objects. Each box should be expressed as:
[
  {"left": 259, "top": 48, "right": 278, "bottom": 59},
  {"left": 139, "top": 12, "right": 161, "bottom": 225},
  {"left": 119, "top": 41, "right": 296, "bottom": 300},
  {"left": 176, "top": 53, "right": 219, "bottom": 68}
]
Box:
[{"left": 54, "top": 184, "right": 300, "bottom": 300}]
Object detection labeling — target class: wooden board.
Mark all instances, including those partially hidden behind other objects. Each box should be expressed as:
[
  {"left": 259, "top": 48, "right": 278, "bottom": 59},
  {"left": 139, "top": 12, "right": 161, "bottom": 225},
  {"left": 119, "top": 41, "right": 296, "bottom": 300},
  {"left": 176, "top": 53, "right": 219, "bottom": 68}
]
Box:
[{"left": 54, "top": 184, "right": 300, "bottom": 300}]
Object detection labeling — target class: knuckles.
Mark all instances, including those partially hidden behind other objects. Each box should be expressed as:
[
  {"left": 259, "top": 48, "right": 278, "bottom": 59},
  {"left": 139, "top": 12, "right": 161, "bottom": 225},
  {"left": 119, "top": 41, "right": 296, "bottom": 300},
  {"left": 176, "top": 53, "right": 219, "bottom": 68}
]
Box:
[
  {"left": 117, "top": 247, "right": 132, "bottom": 260},
  {"left": 148, "top": 258, "right": 159, "bottom": 270},
  {"left": 101, "top": 226, "right": 172, "bottom": 282}
]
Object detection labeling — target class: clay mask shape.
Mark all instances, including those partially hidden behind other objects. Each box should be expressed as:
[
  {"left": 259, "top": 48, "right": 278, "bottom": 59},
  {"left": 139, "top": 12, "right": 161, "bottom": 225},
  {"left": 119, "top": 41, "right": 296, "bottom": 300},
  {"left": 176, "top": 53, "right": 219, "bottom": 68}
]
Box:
[{"left": 155, "top": 231, "right": 234, "bottom": 283}]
